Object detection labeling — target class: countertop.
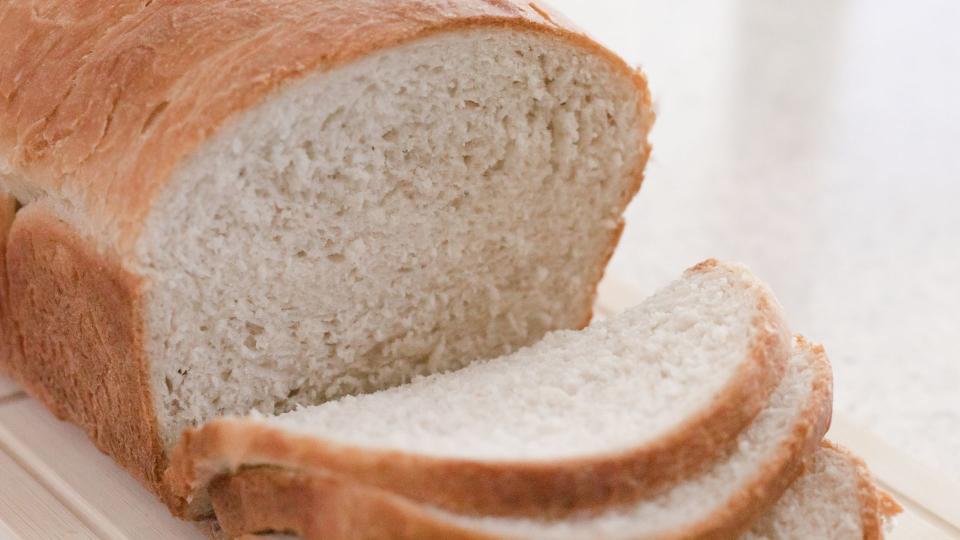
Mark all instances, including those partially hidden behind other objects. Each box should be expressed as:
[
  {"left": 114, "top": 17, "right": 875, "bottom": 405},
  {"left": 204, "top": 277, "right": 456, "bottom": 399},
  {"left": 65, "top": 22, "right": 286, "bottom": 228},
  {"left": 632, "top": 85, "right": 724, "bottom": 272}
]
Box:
[{"left": 550, "top": 0, "right": 960, "bottom": 482}]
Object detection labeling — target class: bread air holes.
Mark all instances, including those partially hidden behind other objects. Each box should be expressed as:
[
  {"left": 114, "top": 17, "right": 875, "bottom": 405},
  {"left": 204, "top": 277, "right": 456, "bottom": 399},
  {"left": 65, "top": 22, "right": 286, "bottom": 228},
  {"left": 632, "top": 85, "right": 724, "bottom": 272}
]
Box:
[
  {"left": 244, "top": 322, "right": 265, "bottom": 351},
  {"left": 302, "top": 140, "right": 318, "bottom": 160}
]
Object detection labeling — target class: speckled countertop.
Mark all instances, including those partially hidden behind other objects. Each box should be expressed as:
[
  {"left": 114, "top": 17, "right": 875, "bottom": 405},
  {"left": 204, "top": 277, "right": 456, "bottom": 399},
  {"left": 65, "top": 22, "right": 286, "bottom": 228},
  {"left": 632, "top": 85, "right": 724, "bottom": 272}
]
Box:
[{"left": 551, "top": 0, "right": 960, "bottom": 481}]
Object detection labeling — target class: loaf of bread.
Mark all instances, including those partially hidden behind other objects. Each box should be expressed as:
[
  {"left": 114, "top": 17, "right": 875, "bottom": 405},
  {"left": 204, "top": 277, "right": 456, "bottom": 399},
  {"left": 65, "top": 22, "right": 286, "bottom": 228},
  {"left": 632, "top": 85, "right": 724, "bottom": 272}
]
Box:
[{"left": 0, "top": 0, "right": 652, "bottom": 493}]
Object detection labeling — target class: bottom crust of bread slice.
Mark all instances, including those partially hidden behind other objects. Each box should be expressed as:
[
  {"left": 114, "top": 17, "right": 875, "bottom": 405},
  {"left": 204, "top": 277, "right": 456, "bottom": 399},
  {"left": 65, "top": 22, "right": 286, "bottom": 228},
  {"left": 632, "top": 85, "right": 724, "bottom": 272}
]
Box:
[
  {"left": 166, "top": 260, "right": 791, "bottom": 519},
  {"left": 202, "top": 337, "right": 832, "bottom": 540},
  {"left": 743, "top": 441, "right": 902, "bottom": 540}
]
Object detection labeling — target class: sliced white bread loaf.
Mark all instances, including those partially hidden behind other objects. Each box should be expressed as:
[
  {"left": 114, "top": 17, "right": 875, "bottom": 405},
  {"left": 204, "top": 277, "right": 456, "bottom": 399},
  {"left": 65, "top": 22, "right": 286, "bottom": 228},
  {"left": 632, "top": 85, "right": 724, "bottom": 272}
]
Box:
[
  {"left": 166, "top": 259, "right": 792, "bottom": 518},
  {"left": 188, "top": 338, "right": 832, "bottom": 539},
  {"left": 0, "top": 1, "right": 652, "bottom": 492}
]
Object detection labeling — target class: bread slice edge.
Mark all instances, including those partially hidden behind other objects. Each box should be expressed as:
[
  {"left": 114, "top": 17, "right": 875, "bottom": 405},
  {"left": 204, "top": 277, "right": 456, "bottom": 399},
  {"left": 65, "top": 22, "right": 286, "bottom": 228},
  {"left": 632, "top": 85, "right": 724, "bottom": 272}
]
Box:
[
  {"left": 164, "top": 259, "right": 792, "bottom": 519},
  {"left": 195, "top": 337, "right": 829, "bottom": 539}
]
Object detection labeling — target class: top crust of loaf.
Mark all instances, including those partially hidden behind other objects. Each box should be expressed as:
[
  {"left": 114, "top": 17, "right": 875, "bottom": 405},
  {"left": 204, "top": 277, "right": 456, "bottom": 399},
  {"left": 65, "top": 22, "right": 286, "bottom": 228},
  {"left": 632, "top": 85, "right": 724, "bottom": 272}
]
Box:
[
  {"left": 164, "top": 259, "right": 793, "bottom": 519},
  {"left": 0, "top": 0, "right": 651, "bottom": 253}
]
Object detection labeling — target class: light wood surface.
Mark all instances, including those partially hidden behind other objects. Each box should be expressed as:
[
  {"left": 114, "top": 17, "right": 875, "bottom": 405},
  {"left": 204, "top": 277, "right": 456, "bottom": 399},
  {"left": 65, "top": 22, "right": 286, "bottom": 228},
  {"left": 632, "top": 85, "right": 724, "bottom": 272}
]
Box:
[
  {"left": 0, "top": 398, "right": 204, "bottom": 540},
  {"left": 0, "top": 448, "right": 97, "bottom": 540},
  {"left": 0, "top": 375, "right": 22, "bottom": 402},
  {"left": 829, "top": 415, "right": 960, "bottom": 538}
]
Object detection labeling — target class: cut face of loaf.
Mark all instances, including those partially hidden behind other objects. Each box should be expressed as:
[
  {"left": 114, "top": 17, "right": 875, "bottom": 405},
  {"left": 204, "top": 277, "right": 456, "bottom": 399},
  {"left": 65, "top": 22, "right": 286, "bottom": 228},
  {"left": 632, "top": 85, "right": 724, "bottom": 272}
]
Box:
[
  {"left": 743, "top": 442, "right": 901, "bottom": 540},
  {"left": 166, "top": 259, "right": 793, "bottom": 519},
  {"left": 138, "top": 28, "right": 649, "bottom": 449},
  {"left": 0, "top": 1, "right": 652, "bottom": 491},
  {"left": 187, "top": 338, "right": 832, "bottom": 540}
]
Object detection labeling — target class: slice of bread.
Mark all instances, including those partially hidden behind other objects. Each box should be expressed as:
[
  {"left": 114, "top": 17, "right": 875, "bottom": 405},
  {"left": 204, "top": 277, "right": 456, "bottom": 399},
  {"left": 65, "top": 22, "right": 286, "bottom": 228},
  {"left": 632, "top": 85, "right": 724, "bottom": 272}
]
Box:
[
  {"left": 167, "top": 260, "right": 791, "bottom": 518},
  {"left": 0, "top": 1, "right": 653, "bottom": 493},
  {"left": 743, "top": 441, "right": 901, "bottom": 540},
  {"left": 191, "top": 338, "right": 832, "bottom": 539}
]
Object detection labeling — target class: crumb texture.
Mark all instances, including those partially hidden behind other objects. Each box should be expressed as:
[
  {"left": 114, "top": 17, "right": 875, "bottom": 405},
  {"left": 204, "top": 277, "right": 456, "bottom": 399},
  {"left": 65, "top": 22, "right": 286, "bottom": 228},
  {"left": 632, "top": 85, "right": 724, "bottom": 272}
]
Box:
[
  {"left": 136, "top": 29, "right": 646, "bottom": 445},
  {"left": 742, "top": 445, "right": 865, "bottom": 540},
  {"left": 265, "top": 262, "right": 769, "bottom": 460}
]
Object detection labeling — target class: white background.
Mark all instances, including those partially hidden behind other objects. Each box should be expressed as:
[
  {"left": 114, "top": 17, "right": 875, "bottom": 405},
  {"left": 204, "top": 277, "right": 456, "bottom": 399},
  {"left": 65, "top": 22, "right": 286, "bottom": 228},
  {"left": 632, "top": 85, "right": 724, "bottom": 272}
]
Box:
[{"left": 549, "top": 0, "right": 960, "bottom": 481}]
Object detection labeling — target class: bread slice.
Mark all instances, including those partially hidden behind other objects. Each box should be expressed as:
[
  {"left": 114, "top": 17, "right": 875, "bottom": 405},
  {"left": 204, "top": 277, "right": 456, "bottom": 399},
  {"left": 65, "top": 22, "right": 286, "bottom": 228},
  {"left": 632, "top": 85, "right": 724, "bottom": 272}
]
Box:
[
  {"left": 188, "top": 337, "right": 831, "bottom": 539},
  {"left": 166, "top": 259, "right": 791, "bottom": 518},
  {"left": 743, "top": 441, "right": 901, "bottom": 540},
  {"left": 204, "top": 440, "right": 898, "bottom": 540},
  {"left": 0, "top": 1, "right": 652, "bottom": 491}
]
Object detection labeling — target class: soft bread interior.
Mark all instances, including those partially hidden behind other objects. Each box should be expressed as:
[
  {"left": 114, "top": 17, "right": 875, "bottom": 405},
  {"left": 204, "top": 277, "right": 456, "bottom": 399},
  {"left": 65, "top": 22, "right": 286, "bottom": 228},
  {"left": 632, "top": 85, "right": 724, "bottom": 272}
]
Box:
[
  {"left": 135, "top": 28, "right": 648, "bottom": 445},
  {"left": 743, "top": 442, "right": 899, "bottom": 540},
  {"left": 263, "top": 262, "right": 775, "bottom": 460}
]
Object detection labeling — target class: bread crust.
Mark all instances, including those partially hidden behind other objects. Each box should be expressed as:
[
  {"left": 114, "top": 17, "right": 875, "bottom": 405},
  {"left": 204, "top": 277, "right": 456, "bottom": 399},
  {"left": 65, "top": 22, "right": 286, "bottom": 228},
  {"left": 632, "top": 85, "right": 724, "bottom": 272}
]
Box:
[
  {"left": 212, "top": 468, "right": 500, "bottom": 540},
  {"left": 0, "top": 190, "right": 17, "bottom": 373},
  {"left": 0, "top": 0, "right": 653, "bottom": 503},
  {"left": 2, "top": 203, "right": 167, "bottom": 489},
  {"left": 165, "top": 260, "right": 793, "bottom": 519},
  {"left": 0, "top": 0, "right": 652, "bottom": 253},
  {"left": 191, "top": 338, "right": 831, "bottom": 540}
]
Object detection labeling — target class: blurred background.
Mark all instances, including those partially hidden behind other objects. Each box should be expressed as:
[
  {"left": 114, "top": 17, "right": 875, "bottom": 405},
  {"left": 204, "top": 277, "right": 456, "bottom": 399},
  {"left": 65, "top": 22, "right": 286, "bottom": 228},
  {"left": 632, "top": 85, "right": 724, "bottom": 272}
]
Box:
[{"left": 549, "top": 0, "right": 960, "bottom": 481}]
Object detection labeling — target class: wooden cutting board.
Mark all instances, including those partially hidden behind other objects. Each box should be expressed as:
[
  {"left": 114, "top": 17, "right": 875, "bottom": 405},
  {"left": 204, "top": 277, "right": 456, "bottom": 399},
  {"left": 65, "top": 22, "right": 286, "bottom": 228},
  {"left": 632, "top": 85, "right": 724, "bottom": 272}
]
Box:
[{"left": 0, "top": 278, "right": 957, "bottom": 539}]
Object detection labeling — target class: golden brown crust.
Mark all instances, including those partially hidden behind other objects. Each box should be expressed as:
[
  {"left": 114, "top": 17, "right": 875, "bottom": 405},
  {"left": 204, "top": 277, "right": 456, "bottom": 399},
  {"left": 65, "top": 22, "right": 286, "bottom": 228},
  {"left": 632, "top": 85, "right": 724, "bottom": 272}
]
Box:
[
  {"left": 0, "top": 190, "right": 17, "bottom": 373},
  {"left": 874, "top": 493, "right": 902, "bottom": 540},
  {"left": 2, "top": 203, "right": 167, "bottom": 491},
  {"left": 0, "top": 0, "right": 651, "bottom": 253},
  {"left": 166, "top": 260, "right": 792, "bottom": 519},
  {"left": 212, "top": 468, "right": 498, "bottom": 540},
  {"left": 199, "top": 339, "right": 831, "bottom": 540}
]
